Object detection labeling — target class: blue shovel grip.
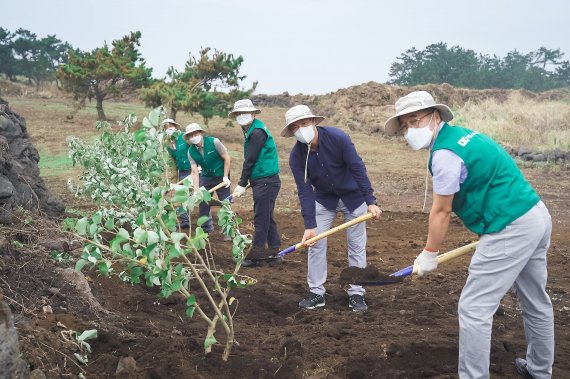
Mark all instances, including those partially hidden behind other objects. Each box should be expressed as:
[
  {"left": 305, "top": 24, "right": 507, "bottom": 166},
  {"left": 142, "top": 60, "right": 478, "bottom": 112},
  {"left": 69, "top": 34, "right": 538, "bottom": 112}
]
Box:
[
  {"left": 277, "top": 245, "right": 296, "bottom": 257},
  {"left": 391, "top": 265, "right": 413, "bottom": 278}
]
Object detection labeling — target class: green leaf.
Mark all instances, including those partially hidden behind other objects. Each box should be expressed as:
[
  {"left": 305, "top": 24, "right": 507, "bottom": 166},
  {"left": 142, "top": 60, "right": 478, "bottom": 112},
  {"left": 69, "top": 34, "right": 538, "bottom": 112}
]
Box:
[
  {"left": 75, "top": 259, "right": 89, "bottom": 272},
  {"left": 197, "top": 216, "right": 210, "bottom": 227},
  {"left": 147, "top": 230, "right": 159, "bottom": 245},
  {"left": 133, "top": 228, "right": 148, "bottom": 244},
  {"left": 142, "top": 147, "right": 157, "bottom": 161},
  {"left": 76, "top": 329, "right": 98, "bottom": 342},
  {"left": 91, "top": 212, "right": 101, "bottom": 224},
  {"left": 142, "top": 117, "right": 153, "bottom": 129},
  {"left": 149, "top": 107, "right": 162, "bottom": 126},
  {"left": 98, "top": 262, "right": 110, "bottom": 276},
  {"left": 186, "top": 294, "right": 196, "bottom": 306},
  {"left": 104, "top": 217, "right": 115, "bottom": 230},
  {"left": 170, "top": 232, "right": 186, "bottom": 244},
  {"left": 186, "top": 306, "right": 195, "bottom": 318},
  {"left": 134, "top": 129, "right": 147, "bottom": 142},
  {"left": 204, "top": 335, "right": 217, "bottom": 349},
  {"left": 75, "top": 217, "right": 88, "bottom": 235}
]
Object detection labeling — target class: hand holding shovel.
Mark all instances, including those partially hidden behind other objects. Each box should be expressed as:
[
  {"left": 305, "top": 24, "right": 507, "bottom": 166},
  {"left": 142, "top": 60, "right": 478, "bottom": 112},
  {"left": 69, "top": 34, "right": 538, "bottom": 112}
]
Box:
[
  {"left": 277, "top": 213, "right": 375, "bottom": 257},
  {"left": 342, "top": 241, "right": 479, "bottom": 286}
]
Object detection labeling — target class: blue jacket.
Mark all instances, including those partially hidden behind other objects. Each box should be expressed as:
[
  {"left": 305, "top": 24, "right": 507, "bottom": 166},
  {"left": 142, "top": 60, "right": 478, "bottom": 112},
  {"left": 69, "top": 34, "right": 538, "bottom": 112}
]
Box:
[{"left": 289, "top": 126, "right": 377, "bottom": 228}]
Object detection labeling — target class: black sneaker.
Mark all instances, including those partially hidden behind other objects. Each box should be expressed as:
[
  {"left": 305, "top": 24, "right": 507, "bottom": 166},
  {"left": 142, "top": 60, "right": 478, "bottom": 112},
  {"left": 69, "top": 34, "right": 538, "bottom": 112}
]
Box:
[
  {"left": 514, "top": 358, "right": 535, "bottom": 379},
  {"left": 299, "top": 292, "right": 325, "bottom": 309},
  {"left": 349, "top": 294, "right": 368, "bottom": 312}
]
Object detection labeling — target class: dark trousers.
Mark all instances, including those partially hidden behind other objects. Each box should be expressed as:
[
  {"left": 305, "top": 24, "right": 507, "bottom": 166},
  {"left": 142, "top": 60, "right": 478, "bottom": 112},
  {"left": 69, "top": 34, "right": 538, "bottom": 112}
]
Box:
[
  {"left": 199, "top": 176, "right": 231, "bottom": 232},
  {"left": 251, "top": 175, "right": 281, "bottom": 257}
]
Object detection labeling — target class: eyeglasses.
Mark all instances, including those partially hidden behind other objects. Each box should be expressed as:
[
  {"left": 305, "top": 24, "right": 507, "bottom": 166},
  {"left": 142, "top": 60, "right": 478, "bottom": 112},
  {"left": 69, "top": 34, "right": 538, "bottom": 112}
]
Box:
[{"left": 399, "top": 112, "right": 434, "bottom": 129}]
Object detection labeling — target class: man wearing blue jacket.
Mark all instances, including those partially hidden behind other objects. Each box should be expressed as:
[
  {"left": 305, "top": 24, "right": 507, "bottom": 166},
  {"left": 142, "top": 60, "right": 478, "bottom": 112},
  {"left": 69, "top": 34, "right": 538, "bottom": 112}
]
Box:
[{"left": 281, "top": 105, "right": 381, "bottom": 312}]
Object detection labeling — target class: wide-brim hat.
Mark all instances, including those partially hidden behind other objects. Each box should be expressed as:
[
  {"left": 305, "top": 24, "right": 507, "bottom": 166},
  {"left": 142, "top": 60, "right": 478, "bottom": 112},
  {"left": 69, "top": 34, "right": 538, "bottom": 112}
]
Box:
[
  {"left": 162, "top": 118, "right": 180, "bottom": 127},
  {"left": 384, "top": 91, "right": 453, "bottom": 136},
  {"left": 228, "top": 99, "right": 261, "bottom": 117},
  {"left": 183, "top": 123, "right": 205, "bottom": 136},
  {"left": 280, "top": 105, "right": 325, "bottom": 137}
]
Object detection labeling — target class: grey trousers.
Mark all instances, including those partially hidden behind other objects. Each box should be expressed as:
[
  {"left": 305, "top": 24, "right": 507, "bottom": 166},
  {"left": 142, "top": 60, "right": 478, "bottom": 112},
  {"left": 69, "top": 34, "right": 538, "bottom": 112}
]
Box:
[
  {"left": 307, "top": 200, "right": 368, "bottom": 297},
  {"left": 458, "top": 201, "right": 554, "bottom": 379}
]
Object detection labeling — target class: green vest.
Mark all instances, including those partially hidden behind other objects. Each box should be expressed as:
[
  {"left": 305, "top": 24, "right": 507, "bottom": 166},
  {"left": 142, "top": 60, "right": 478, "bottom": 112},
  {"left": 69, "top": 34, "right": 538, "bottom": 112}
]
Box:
[
  {"left": 244, "top": 119, "right": 279, "bottom": 180},
  {"left": 168, "top": 134, "right": 191, "bottom": 171},
  {"left": 188, "top": 136, "right": 225, "bottom": 177},
  {"left": 429, "top": 124, "right": 540, "bottom": 234}
]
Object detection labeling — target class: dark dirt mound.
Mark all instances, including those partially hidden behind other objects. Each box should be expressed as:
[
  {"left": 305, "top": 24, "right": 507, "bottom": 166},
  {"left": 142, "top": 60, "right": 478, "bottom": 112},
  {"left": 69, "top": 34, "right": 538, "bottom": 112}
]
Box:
[
  {"left": 254, "top": 82, "right": 570, "bottom": 136},
  {"left": 338, "top": 265, "right": 402, "bottom": 286}
]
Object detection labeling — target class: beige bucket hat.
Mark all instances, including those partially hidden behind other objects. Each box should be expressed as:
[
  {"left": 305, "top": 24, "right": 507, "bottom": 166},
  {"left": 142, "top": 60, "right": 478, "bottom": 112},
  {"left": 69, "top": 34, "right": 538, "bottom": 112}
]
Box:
[
  {"left": 183, "top": 123, "right": 205, "bottom": 136},
  {"left": 161, "top": 118, "right": 180, "bottom": 127},
  {"left": 384, "top": 91, "right": 453, "bottom": 136},
  {"left": 228, "top": 99, "right": 261, "bottom": 117},
  {"left": 280, "top": 105, "right": 325, "bottom": 137}
]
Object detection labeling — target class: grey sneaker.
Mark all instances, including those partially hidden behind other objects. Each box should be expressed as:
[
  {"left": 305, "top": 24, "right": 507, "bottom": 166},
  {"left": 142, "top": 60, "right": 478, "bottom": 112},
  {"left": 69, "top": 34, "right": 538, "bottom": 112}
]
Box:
[
  {"left": 299, "top": 292, "right": 325, "bottom": 309},
  {"left": 349, "top": 294, "right": 368, "bottom": 312}
]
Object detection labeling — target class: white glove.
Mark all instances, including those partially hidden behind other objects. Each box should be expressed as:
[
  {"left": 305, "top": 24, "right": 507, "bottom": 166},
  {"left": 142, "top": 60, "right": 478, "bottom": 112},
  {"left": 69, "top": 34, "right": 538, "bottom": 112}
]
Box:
[
  {"left": 222, "top": 176, "right": 231, "bottom": 188},
  {"left": 165, "top": 127, "right": 176, "bottom": 136},
  {"left": 233, "top": 185, "right": 246, "bottom": 198},
  {"left": 414, "top": 249, "right": 439, "bottom": 276}
]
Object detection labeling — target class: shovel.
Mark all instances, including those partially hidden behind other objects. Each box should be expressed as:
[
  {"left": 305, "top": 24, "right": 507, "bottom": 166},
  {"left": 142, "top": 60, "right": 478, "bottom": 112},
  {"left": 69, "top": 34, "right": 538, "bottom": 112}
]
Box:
[
  {"left": 208, "top": 184, "right": 251, "bottom": 207},
  {"left": 344, "top": 241, "right": 479, "bottom": 286},
  {"left": 277, "top": 213, "right": 374, "bottom": 257}
]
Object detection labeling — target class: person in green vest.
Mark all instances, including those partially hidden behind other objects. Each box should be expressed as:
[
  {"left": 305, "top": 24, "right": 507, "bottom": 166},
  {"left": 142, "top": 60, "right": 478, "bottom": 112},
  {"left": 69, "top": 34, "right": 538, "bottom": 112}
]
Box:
[
  {"left": 229, "top": 99, "right": 282, "bottom": 267},
  {"left": 183, "top": 123, "right": 231, "bottom": 235},
  {"left": 163, "top": 118, "right": 191, "bottom": 229},
  {"left": 384, "top": 91, "right": 554, "bottom": 379}
]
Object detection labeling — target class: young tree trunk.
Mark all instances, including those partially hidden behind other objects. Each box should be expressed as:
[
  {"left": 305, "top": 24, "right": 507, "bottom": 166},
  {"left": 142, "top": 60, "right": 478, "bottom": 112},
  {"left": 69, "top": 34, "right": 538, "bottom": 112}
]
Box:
[
  {"left": 169, "top": 108, "right": 177, "bottom": 120},
  {"left": 95, "top": 95, "right": 107, "bottom": 121}
]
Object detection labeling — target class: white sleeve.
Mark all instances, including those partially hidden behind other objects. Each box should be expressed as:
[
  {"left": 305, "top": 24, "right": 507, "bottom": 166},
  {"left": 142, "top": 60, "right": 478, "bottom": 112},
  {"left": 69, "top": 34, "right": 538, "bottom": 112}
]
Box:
[{"left": 431, "top": 149, "right": 464, "bottom": 195}]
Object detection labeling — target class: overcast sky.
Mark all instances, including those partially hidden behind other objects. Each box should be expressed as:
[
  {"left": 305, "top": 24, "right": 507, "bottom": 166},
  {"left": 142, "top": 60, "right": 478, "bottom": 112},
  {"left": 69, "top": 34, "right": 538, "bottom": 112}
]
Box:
[{"left": 4, "top": 0, "right": 570, "bottom": 94}]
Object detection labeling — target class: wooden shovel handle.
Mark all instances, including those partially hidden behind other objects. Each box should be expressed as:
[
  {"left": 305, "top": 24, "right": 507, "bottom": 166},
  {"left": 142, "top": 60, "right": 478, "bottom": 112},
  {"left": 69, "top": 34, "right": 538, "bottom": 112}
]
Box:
[
  {"left": 278, "top": 212, "right": 374, "bottom": 256},
  {"left": 304, "top": 213, "right": 374, "bottom": 246},
  {"left": 208, "top": 182, "right": 226, "bottom": 193}
]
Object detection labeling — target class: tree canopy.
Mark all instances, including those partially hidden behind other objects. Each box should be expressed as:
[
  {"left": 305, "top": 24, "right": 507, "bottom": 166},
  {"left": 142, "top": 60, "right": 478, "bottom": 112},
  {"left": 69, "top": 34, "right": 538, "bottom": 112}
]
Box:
[
  {"left": 0, "top": 27, "right": 71, "bottom": 84},
  {"left": 389, "top": 43, "right": 570, "bottom": 91},
  {"left": 140, "top": 47, "right": 255, "bottom": 123},
  {"left": 57, "top": 31, "right": 152, "bottom": 121}
]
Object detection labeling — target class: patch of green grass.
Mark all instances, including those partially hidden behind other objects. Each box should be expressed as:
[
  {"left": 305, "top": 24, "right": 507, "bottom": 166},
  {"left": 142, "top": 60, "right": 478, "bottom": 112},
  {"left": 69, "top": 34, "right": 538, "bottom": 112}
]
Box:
[{"left": 38, "top": 152, "right": 73, "bottom": 177}]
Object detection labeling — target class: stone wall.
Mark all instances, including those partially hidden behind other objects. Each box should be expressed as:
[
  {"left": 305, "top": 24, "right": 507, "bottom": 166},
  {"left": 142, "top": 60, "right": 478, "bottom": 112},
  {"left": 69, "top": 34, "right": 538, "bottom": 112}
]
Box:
[{"left": 0, "top": 97, "right": 64, "bottom": 224}]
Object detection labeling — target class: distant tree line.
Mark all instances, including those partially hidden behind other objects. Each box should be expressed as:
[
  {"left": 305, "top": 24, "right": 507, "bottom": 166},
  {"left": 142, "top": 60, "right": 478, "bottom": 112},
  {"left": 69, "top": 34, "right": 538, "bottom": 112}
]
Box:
[
  {"left": 0, "top": 27, "right": 72, "bottom": 85},
  {"left": 389, "top": 42, "right": 570, "bottom": 91}
]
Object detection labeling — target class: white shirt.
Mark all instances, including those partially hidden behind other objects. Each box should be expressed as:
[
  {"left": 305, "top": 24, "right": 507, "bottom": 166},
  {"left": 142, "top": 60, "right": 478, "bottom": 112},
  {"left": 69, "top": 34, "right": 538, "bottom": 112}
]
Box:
[{"left": 431, "top": 149, "right": 468, "bottom": 195}]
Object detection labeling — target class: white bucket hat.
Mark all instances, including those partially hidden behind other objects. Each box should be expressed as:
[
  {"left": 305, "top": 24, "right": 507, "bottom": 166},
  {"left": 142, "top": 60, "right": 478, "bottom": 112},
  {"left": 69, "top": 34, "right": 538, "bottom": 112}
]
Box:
[
  {"left": 384, "top": 91, "right": 453, "bottom": 136},
  {"left": 161, "top": 118, "right": 180, "bottom": 127},
  {"left": 183, "top": 123, "right": 205, "bottom": 136},
  {"left": 228, "top": 99, "right": 261, "bottom": 117},
  {"left": 280, "top": 105, "right": 325, "bottom": 137}
]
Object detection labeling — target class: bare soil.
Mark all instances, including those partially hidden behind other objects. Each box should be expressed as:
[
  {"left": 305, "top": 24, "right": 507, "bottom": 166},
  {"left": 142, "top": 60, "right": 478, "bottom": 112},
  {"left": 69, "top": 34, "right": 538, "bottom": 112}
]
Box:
[{"left": 2, "top": 169, "right": 569, "bottom": 378}]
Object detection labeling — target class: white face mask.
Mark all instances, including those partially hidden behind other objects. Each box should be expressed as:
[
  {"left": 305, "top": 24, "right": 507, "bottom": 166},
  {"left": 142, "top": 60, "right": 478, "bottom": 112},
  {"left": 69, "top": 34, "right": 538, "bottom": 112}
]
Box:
[
  {"left": 404, "top": 113, "right": 435, "bottom": 150},
  {"left": 236, "top": 114, "right": 253, "bottom": 126},
  {"left": 294, "top": 125, "right": 316, "bottom": 144},
  {"left": 165, "top": 127, "right": 176, "bottom": 136},
  {"left": 190, "top": 135, "right": 202, "bottom": 145}
]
